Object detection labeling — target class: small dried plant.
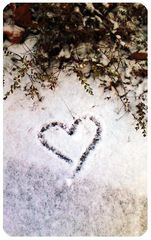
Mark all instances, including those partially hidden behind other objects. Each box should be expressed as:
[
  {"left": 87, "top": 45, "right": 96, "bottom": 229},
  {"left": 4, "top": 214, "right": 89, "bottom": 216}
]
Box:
[{"left": 3, "top": 3, "right": 147, "bottom": 136}]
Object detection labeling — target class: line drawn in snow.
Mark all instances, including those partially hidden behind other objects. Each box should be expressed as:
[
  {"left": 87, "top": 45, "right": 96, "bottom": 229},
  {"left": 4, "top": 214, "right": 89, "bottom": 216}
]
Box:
[{"left": 38, "top": 116, "right": 102, "bottom": 177}]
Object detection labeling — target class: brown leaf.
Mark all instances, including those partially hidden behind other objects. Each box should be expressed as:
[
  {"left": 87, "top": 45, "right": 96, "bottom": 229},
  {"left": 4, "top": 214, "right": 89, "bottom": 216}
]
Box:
[
  {"left": 129, "top": 52, "right": 147, "bottom": 60},
  {"left": 14, "top": 4, "right": 32, "bottom": 27},
  {"left": 133, "top": 68, "right": 147, "bottom": 78},
  {"left": 4, "top": 24, "right": 25, "bottom": 44}
]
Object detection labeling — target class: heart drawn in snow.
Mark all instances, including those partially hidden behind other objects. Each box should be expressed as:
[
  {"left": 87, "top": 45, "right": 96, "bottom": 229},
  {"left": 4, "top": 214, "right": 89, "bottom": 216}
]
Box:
[{"left": 38, "top": 116, "right": 102, "bottom": 177}]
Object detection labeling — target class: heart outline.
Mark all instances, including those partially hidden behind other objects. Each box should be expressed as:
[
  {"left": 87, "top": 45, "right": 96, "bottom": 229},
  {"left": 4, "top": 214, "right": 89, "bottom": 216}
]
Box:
[{"left": 38, "top": 116, "right": 102, "bottom": 176}]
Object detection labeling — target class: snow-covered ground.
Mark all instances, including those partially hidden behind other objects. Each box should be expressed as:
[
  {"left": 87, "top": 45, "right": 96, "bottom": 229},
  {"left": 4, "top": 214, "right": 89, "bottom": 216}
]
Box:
[{"left": 3, "top": 40, "right": 147, "bottom": 236}]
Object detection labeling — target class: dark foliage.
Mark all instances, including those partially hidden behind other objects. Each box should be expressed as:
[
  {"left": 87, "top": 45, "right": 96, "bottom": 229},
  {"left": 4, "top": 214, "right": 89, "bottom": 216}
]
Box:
[{"left": 3, "top": 3, "right": 147, "bottom": 135}]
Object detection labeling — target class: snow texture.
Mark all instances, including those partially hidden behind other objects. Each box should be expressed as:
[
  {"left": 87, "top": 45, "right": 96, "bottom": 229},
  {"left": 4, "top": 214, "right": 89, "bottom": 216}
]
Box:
[
  {"left": 3, "top": 40, "right": 147, "bottom": 236},
  {"left": 38, "top": 115, "right": 102, "bottom": 177}
]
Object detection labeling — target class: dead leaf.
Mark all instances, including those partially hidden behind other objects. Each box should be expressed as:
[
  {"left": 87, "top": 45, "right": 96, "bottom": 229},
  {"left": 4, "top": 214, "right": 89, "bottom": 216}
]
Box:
[
  {"left": 14, "top": 4, "right": 32, "bottom": 27},
  {"left": 129, "top": 52, "right": 147, "bottom": 60},
  {"left": 4, "top": 24, "right": 25, "bottom": 44},
  {"left": 133, "top": 68, "right": 147, "bottom": 78}
]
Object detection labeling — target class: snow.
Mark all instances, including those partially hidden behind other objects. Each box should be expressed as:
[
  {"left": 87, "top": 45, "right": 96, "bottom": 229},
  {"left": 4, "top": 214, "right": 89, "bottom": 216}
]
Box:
[{"left": 3, "top": 39, "right": 147, "bottom": 236}]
